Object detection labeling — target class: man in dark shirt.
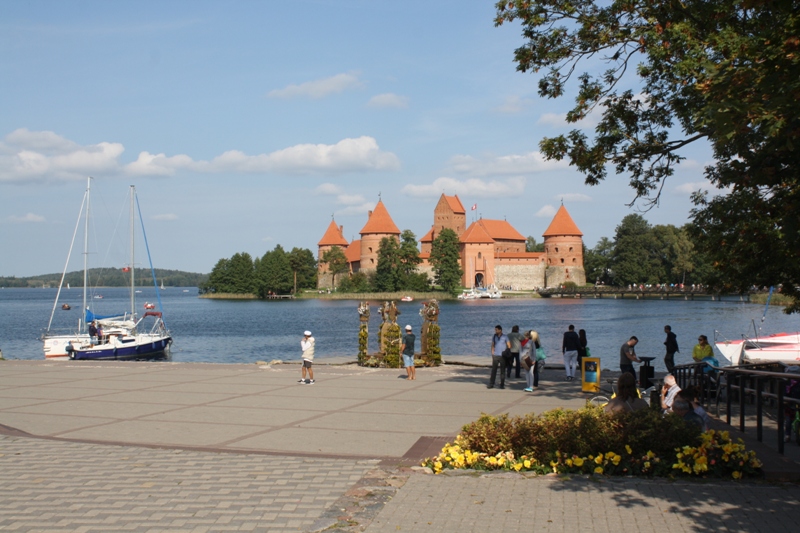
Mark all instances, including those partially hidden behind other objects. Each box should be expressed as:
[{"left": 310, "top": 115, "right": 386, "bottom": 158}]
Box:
[
  {"left": 663, "top": 325, "right": 679, "bottom": 374},
  {"left": 562, "top": 325, "right": 581, "bottom": 381},
  {"left": 619, "top": 336, "right": 642, "bottom": 381}
]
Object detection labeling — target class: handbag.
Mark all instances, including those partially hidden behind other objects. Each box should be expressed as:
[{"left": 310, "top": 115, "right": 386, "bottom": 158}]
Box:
[
  {"left": 523, "top": 355, "right": 534, "bottom": 368},
  {"left": 501, "top": 348, "right": 512, "bottom": 359},
  {"left": 585, "top": 346, "right": 591, "bottom": 358},
  {"left": 535, "top": 346, "right": 547, "bottom": 361}
]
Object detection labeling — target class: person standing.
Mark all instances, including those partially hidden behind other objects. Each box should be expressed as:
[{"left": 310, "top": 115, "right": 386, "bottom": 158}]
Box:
[
  {"left": 401, "top": 325, "right": 416, "bottom": 381},
  {"left": 664, "top": 325, "right": 679, "bottom": 373},
  {"left": 562, "top": 325, "right": 581, "bottom": 381},
  {"left": 506, "top": 325, "right": 524, "bottom": 379},
  {"left": 489, "top": 325, "right": 510, "bottom": 389},
  {"left": 524, "top": 330, "right": 543, "bottom": 391},
  {"left": 299, "top": 330, "right": 315, "bottom": 385},
  {"left": 88, "top": 321, "right": 98, "bottom": 346},
  {"left": 578, "top": 329, "right": 588, "bottom": 364},
  {"left": 619, "top": 336, "right": 642, "bottom": 381},
  {"left": 692, "top": 335, "right": 713, "bottom": 362}
]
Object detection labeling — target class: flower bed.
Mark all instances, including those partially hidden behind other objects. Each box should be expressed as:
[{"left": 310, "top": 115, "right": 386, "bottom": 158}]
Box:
[{"left": 422, "top": 407, "right": 762, "bottom": 479}]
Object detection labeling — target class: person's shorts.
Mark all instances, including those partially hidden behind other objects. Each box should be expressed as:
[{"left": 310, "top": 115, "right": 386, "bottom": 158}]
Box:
[
  {"left": 403, "top": 354, "right": 415, "bottom": 367},
  {"left": 303, "top": 359, "right": 313, "bottom": 368}
]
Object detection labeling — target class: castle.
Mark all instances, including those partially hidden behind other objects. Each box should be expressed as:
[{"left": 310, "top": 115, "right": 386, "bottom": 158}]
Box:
[{"left": 317, "top": 194, "right": 585, "bottom": 290}]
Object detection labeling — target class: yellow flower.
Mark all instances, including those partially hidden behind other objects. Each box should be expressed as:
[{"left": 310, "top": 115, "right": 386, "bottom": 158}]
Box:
[
  {"left": 625, "top": 445, "right": 632, "bottom": 455},
  {"left": 594, "top": 466, "right": 603, "bottom": 474},
  {"left": 523, "top": 459, "right": 531, "bottom": 469},
  {"left": 732, "top": 471, "right": 742, "bottom": 479},
  {"left": 513, "top": 463, "right": 523, "bottom": 472},
  {"left": 612, "top": 455, "right": 621, "bottom": 466},
  {"left": 573, "top": 457, "right": 585, "bottom": 467},
  {"left": 566, "top": 458, "right": 573, "bottom": 467},
  {"left": 595, "top": 454, "right": 604, "bottom": 464}
]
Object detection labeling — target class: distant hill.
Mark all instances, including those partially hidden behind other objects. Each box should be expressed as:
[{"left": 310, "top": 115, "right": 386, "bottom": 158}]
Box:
[{"left": 0, "top": 268, "right": 209, "bottom": 288}]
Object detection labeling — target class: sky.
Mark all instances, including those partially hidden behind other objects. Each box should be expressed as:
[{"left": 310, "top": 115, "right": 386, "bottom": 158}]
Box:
[{"left": 0, "top": 1, "right": 716, "bottom": 277}]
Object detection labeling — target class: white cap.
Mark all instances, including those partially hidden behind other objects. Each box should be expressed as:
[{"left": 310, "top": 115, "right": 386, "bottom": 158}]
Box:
[
  {"left": 304, "top": 330, "right": 312, "bottom": 336},
  {"left": 405, "top": 325, "right": 412, "bottom": 330}
]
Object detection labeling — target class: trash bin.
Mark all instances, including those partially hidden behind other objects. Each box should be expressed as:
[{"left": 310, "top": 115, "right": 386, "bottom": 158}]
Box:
[
  {"left": 639, "top": 356, "right": 655, "bottom": 389},
  {"left": 581, "top": 357, "right": 600, "bottom": 393}
]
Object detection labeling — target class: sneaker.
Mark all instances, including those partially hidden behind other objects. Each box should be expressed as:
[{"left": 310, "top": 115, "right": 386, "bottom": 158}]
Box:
[
  {"left": 297, "top": 379, "right": 305, "bottom": 383},
  {"left": 309, "top": 379, "right": 315, "bottom": 385},
  {"left": 524, "top": 387, "right": 533, "bottom": 392},
  {"left": 487, "top": 385, "right": 494, "bottom": 389},
  {"left": 499, "top": 385, "right": 505, "bottom": 389}
]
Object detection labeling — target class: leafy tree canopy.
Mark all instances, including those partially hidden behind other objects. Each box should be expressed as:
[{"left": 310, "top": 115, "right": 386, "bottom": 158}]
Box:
[
  {"left": 430, "top": 228, "right": 464, "bottom": 295},
  {"left": 496, "top": 0, "right": 800, "bottom": 312},
  {"left": 320, "top": 245, "right": 349, "bottom": 288}
]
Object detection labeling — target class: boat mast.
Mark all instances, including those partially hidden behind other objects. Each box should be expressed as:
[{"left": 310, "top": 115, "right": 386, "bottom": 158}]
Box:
[
  {"left": 82, "top": 177, "right": 91, "bottom": 331},
  {"left": 130, "top": 185, "right": 135, "bottom": 316}
]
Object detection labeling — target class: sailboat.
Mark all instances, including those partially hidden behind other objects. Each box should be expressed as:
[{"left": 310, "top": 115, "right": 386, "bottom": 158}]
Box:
[{"left": 42, "top": 179, "right": 172, "bottom": 360}]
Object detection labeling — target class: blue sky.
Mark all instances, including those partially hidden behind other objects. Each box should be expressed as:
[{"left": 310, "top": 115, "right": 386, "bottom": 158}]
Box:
[{"left": 0, "top": 1, "right": 714, "bottom": 276}]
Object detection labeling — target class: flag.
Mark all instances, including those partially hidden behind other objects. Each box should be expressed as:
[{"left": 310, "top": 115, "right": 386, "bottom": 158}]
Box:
[
  {"left": 471, "top": 204, "right": 477, "bottom": 211},
  {"left": 122, "top": 267, "right": 130, "bottom": 272}
]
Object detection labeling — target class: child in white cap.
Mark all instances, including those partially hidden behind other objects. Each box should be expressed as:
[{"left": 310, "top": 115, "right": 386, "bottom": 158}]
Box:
[{"left": 300, "top": 330, "right": 315, "bottom": 384}]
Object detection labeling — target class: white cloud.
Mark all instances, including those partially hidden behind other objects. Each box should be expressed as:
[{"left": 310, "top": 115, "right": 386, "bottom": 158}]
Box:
[
  {"left": 336, "top": 202, "right": 375, "bottom": 216},
  {"left": 448, "top": 152, "right": 568, "bottom": 176},
  {"left": 366, "top": 93, "right": 409, "bottom": 108},
  {"left": 8, "top": 212, "right": 45, "bottom": 223},
  {"left": 266, "top": 73, "right": 363, "bottom": 99},
  {"left": 336, "top": 194, "right": 367, "bottom": 206},
  {"left": 674, "top": 181, "right": 713, "bottom": 195},
  {"left": 402, "top": 176, "right": 526, "bottom": 199},
  {"left": 494, "top": 95, "right": 533, "bottom": 114},
  {"left": 536, "top": 205, "right": 557, "bottom": 218},
  {"left": 536, "top": 111, "right": 600, "bottom": 129},
  {"left": 151, "top": 213, "right": 178, "bottom": 221},
  {"left": 315, "top": 183, "right": 342, "bottom": 195},
  {"left": 0, "top": 129, "right": 400, "bottom": 182},
  {"left": 555, "top": 193, "right": 592, "bottom": 202}
]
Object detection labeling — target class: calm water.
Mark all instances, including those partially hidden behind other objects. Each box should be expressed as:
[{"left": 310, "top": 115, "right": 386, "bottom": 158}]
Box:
[{"left": 1, "top": 288, "right": 798, "bottom": 372}]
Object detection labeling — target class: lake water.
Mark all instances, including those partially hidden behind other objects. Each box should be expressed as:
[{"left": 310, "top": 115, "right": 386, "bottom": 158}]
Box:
[{"left": 1, "top": 287, "right": 797, "bottom": 373}]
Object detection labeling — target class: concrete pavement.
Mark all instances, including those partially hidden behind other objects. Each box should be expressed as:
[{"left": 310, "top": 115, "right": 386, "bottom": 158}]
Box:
[{"left": 1, "top": 359, "right": 799, "bottom": 532}]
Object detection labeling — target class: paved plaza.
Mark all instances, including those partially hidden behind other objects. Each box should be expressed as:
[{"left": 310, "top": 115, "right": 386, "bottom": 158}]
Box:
[{"left": 1, "top": 359, "right": 799, "bottom": 532}]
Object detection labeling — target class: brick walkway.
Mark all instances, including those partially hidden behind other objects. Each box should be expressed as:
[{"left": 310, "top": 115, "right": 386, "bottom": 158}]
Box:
[
  {"left": 0, "top": 435, "right": 376, "bottom": 533},
  {"left": 365, "top": 472, "right": 800, "bottom": 533}
]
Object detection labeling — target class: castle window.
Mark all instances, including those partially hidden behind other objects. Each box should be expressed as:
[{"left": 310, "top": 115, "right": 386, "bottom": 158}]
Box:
[
  {"left": 573, "top": 258, "right": 576, "bottom": 263},
  {"left": 370, "top": 258, "right": 374, "bottom": 264},
  {"left": 560, "top": 258, "right": 564, "bottom": 264},
  {"left": 478, "top": 252, "right": 482, "bottom": 259},
  {"left": 369, "top": 247, "right": 372, "bottom": 253},
  {"left": 569, "top": 247, "right": 573, "bottom": 252}
]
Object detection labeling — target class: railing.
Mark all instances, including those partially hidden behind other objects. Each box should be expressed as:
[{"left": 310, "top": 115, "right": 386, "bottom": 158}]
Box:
[{"left": 674, "top": 361, "right": 800, "bottom": 454}]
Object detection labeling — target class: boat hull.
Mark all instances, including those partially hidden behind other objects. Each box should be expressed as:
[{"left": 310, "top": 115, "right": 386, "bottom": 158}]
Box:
[
  {"left": 716, "top": 332, "right": 800, "bottom": 365},
  {"left": 69, "top": 336, "right": 172, "bottom": 361},
  {"left": 43, "top": 334, "right": 90, "bottom": 358}
]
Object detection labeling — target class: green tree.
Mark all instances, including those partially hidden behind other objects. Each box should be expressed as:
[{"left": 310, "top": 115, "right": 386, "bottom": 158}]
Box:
[
  {"left": 398, "top": 230, "right": 423, "bottom": 283},
  {"left": 611, "top": 214, "right": 655, "bottom": 286},
  {"left": 583, "top": 238, "right": 614, "bottom": 285},
  {"left": 374, "top": 236, "right": 401, "bottom": 292},
  {"left": 227, "top": 252, "right": 256, "bottom": 294},
  {"left": 496, "top": 0, "right": 800, "bottom": 312},
  {"left": 526, "top": 236, "right": 545, "bottom": 252},
  {"left": 256, "top": 245, "right": 293, "bottom": 296},
  {"left": 320, "top": 245, "right": 349, "bottom": 289},
  {"left": 288, "top": 247, "right": 317, "bottom": 293},
  {"left": 206, "top": 258, "right": 231, "bottom": 293},
  {"left": 430, "top": 228, "right": 463, "bottom": 295}
]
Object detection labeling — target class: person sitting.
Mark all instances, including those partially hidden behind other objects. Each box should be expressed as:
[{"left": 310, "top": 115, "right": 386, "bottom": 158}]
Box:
[
  {"left": 692, "top": 335, "right": 713, "bottom": 362},
  {"left": 677, "top": 387, "right": 711, "bottom": 432},
  {"left": 604, "top": 373, "right": 648, "bottom": 415},
  {"left": 660, "top": 374, "right": 681, "bottom": 413},
  {"left": 671, "top": 397, "right": 704, "bottom": 429}
]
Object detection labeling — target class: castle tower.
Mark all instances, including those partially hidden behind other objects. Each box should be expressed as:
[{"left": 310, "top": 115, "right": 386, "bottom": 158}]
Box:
[
  {"left": 421, "top": 194, "right": 466, "bottom": 255},
  {"left": 460, "top": 221, "right": 496, "bottom": 288},
  {"left": 359, "top": 200, "right": 400, "bottom": 271},
  {"left": 316, "top": 219, "right": 350, "bottom": 288},
  {"left": 542, "top": 204, "right": 585, "bottom": 287}
]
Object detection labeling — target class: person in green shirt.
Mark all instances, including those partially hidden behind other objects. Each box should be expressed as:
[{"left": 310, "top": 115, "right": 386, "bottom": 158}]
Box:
[{"left": 692, "top": 335, "right": 713, "bottom": 362}]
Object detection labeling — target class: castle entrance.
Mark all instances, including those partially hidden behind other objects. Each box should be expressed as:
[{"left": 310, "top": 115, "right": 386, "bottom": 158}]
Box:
[{"left": 474, "top": 273, "right": 485, "bottom": 288}]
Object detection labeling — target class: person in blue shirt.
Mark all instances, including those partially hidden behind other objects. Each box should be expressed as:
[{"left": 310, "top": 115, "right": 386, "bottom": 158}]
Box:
[{"left": 489, "top": 325, "right": 511, "bottom": 389}]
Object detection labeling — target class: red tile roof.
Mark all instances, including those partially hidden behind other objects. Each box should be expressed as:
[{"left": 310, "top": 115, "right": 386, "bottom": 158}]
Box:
[
  {"left": 460, "top": 221, "right": 495, "bottom": 244},
  {"left": 444, "top": 194, "right": 466, "bottom": 214},
  {"left": 542, "top": 205, "right": 583, "bottom": 237},
  {"left": 477, "top": 219, "right": 526, "bottom": 241},
  {"left": 496, "top": 252, "right": 545, "bottom": 259},
  {"left": 359, "top": 200, "right": 401, "bottom": 235},
  {"left": 317, "top": 220, "right": 349, "bottom": 247},
  {"left": 419, "top": 228, "right": 434, "bottom": 243},
  {"left": 345, "top": 240, "right": 361, "bottom": 263}
]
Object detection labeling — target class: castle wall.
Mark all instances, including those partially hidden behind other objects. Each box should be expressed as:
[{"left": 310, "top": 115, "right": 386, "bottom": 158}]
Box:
[
  {"left": 546, "top": 265, "right": 587, "bottom": 287},
  {"left": 494, "top": 264, "right": 546, "bottom": 290}
]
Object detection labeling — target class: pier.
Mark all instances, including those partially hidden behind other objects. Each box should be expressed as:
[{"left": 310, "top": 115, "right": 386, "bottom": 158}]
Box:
[{"left": 537, "top": 286, "right": 753, "bottom": 302}]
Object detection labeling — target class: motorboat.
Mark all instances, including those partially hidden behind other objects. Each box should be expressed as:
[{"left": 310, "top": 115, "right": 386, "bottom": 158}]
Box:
[
  {"left": 458, "top": 288, "right": 480, "bottom": 300},
  {"left": 144, "top": 302, "right": 156, "bottom": 310},
  {"left": 400, "top": 296, "right": 413, "bottom": 302},
  {"left": 61, "top": 304, "right": 71, "bottom": 310},
  {"left": 715, "top": 331, "right": 800, "bottom": 365}
]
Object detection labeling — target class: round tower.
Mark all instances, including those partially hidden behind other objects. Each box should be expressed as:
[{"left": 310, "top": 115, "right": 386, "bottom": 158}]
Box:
[{"left": 542, "top": 205, "right": 585, "bottom": 287}]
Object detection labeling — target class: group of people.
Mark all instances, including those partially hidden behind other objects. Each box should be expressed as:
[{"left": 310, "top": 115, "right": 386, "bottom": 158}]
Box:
[
  {"left": 489, "top": 325, "right": 543, "bottom": 392},
  {"left": 88, "top": 320, "right": 104, "bottom": 346},
  {"left": 561, "top": 325, "right": 589, "bottom": 381},
  {"left": 605, "top": 371, "right": 711, "bottom": 430}
]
